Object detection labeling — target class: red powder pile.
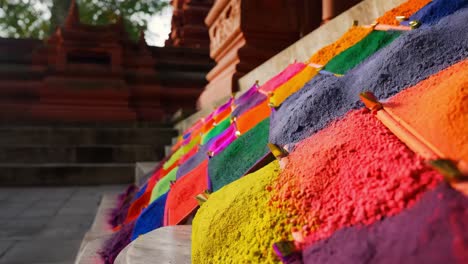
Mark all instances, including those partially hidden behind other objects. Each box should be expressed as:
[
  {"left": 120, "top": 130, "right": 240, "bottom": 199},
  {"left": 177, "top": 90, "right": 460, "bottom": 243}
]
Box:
[
  {"left": 376, "top": 0, "right": 432, "bottom": 25},
  {"left": 271, "top": 109, "right": 443, "bottom": 245}
]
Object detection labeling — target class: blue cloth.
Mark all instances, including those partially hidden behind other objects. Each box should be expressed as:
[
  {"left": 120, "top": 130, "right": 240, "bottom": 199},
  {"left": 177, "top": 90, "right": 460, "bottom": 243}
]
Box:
[{"left": 131, "top": 192, "right": 168, "bottom": 241}]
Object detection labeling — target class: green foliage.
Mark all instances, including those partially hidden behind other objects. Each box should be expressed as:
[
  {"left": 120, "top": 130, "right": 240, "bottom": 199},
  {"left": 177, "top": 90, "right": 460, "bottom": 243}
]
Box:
[{"left": 0, "top": 0, "right": 170, "bottom": 41}]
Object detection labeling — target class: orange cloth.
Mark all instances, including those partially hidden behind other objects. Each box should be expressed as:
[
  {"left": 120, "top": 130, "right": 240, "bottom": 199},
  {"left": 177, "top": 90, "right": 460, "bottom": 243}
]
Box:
[
  {"left": 236, "top": 100, "right": 271, "bottom": 134},
  {"left": 308, "top": 26, "right": 373, "bottom": 66},
  {"left": 376, "top": 0, "right": 432, "bottom": 25},
  {"left": 165, "top": 160, "right": 209, "bottom": 225},
  {"left": 384, "top": 60, "right": 468, "bottom": 164}
]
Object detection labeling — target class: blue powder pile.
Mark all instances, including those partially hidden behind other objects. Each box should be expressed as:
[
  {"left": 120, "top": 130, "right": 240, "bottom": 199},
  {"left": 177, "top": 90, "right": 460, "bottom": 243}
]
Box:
[
  {"left": 403, "top": 0, "right": 468, "bottom": 26},
  {"left": 270, "top": 8, "right": 468, "bottom": 146},
  {"left": 302, "top": 183, "right": 468, "bottom": 264},
  {"left": 131, "top": 192, "right": 168, "bottom": 241}
]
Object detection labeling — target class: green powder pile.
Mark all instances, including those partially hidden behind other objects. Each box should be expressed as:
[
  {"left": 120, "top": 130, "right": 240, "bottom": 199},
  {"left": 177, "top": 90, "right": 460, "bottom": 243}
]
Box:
[
  {"left": 324, "top": 30, "right": 402, "bottom": 75},
  {"left": 209, "top": 118, "right": 270, "bottom": 192},
  {"left": 192, "top": 161, "right": 293, "bottom": 263}
]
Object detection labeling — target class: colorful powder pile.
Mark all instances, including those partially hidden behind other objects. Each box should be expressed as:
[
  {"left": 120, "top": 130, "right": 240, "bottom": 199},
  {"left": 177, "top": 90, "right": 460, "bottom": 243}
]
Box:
[
  {"left": 201, "top": 117, "right": 231, "bottom": 145},
  {"left": 232, "top": 90, "right": 267, "bottom": 118},
  {"left": 384, "top": 60, "right": 468, "bottom": 163},
  {"left": 270, "top": 8, "right": 468, "bottom": 146},
  {"left": 308, "top": 26, "right": 373, "bottom": 66},
  {"left": 150, "top": 166, "right": 178, "bottom": 203},
  {"left": 302, "top": 183, "right": 468, "bottom": 264},
  {"left": 131, "top": 192, "right": 168, "bottom": 241},
  {"left": 323, "top": 30, "right": 401, "bottom": 75},
  {"left": 271, "top": 109, "right": 443, "bottom": 245},
  {"left": 100, "top": 221, "right": 135, "bottom": 264},
  {"left": 376, "top": 0, "right": 431, "bottom": 25},
  {"left": 209, "top": 118, "right": 270, "bottom": 192},
  {"left": 404, "top": 0, "right": 468, "bottom": 26},
  {"left": 192, "top": 161, "right": 293, "bottom": 263}
]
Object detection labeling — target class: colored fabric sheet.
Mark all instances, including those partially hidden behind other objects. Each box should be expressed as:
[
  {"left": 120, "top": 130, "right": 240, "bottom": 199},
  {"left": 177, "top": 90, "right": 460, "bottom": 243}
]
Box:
[
  {"left": 269, "top": 65, "right": 318, "bottom": 107},
  {"left": 209, "top": 118, "right": 270, "bottom": 192},
  {"left": 270, "top": 9, "right": 468, "bottom": 146},
  {"left": 192, "top": 161, "right": 294, "bottom": 263},
  {"left": 208, "top": 124, "right": 237, "bottom": 156},
  {"left": 302, "top": 183, "right": 468, "bottom": 264},
  {"left": 376, "top": 0, "right": 432, "bottom": 25},
  {"left": 232, "top": 89, "right": 267, "bottom": 118},
  {"left": 125, "top": 170, "right": 161, "bottom": 224},
  {"left": 201, "top": 116, "right": 231, "bottom": 145},
  {"left": 213, "top": 97, "right": 234, "bottom": 123},
  {"left": 402, "top": 0, "right": 468, "bottom": 26},
  {"left": 150, "top": 166, "right": 178, "bottom": 203},
  {"left": 234, "top": 84, "right": 258, "bottom": 107},
  {"left": 131, "top": 192, "right": 168, "bottom": 241},
  {"left": 236, "top": 99, "right": 271, "bottom": 134},
  {"left": 384, "top": 60, "right": 468, "bottom": 164},
  {"left": 165, "top": 160, "right": 209, "bottom": 226},
  {"left": 259, "top": 62, "right": 306, "bottom": 94},
  {"left": 271, "top": 109, "right": 442, "bottom": 247},
  {"left": 308, "top": 26, "right": 373, "bottom": 66},
  {"left": 163, "top": 147, "right": 185, "bottom": 171},
  {"left": 324, "top": 30, "right": 402, "bottom": 75}
]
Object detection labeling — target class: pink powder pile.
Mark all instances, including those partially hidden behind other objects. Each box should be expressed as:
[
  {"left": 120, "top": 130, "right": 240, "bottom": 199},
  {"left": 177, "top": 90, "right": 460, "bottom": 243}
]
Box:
[{"left": 270, "top": 109, "right": 443, "bottom": 246}]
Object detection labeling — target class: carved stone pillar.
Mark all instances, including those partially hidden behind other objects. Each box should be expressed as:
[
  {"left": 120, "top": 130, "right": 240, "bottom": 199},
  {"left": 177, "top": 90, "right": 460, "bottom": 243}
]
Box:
[{"left": 198, "top": 0, "right": 322, "bottom": 109}]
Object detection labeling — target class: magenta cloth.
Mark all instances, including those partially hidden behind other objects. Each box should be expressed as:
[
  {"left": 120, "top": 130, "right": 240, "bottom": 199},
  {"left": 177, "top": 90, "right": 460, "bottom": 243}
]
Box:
[
  {"left": 208, "top": 124, "right": 237, "bottom": 156},
  {"left": 214, "top": 97, "right": 234, "bottom": 116},
  {"left": 235, "top": 84, "right": 259, "bottom": 106},
  {"left": 259, "top": 62, "right": 306, "bottom": 94}
]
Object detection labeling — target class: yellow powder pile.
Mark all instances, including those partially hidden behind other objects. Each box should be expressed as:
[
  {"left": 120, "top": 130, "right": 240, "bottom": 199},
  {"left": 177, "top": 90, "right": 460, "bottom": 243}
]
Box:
[
  {"left": 376, "top": 0, "right": 432, "bottom": 25},
  {"left": 192, "top": 161, "right": 293, "bottom": 264},
  {"left": 308, "top": 26, "right": 373, "bottom": 66}
]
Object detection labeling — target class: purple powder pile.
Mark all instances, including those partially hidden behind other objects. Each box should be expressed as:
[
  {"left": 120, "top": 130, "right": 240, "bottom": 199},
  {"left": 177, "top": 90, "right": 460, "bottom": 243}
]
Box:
[
  {"left": 270, "top": 8, "right": 468, "bottom": 146},
  {"left": 403, "top": 0, "right": 468, "bottom": 26},
  {"left": 100, "top": 221, "right": 136, "bottom": 264},
  {"left": 108, "top": 185, "right": 137, "bottom": 228},
  {"left": 302, "top": 183, "right": 468, "bottom": 264}
]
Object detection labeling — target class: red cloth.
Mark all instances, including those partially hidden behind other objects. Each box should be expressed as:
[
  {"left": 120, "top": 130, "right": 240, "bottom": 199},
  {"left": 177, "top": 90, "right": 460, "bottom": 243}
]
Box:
[
  {"left": 164, "top": 160, "right": 209, "bottom": 226},
  {"left": 125, "top": 169, "right": 161, "bottom": 224}
]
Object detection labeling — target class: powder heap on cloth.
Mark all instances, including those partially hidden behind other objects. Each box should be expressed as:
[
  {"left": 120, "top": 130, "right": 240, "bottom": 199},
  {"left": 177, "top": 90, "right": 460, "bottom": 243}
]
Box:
[
  {"left": 100, "top": 221, "right": 135, "bottom": 264},
  {"left": 201, "top": 117, "right": 231, "bottom": 145},
  {"left": 232, "top": 90, "right": 267, "bottom": 118},
  {"left": 270, "top": 8, "right": 468, "bottom": 146},
  {"left": 192, "top": 161, "right": 293, "bottom": 264},
  {"left": 236, "top": 100, "right": 271, "bottom": 134},
  {"left": 302, "top": 183, "right": 468, "bottom": 264},
  {"left": 323, "top": 30, "right": 401, "bottom": 75},
  {"left": 384, "top": 60, "right": 468, "bottom": 163},
  {"left": 308, "top": 26, "right": 373, "bottom": 66},
  {"left": 259, "top": 63, "right": 306, "bottom": 94},
  {"left": 270, "top": 109, "right": 443, "bottom": 246},
  {"left": 150, "top": 166, "right": 178, "bottom": 203},
  {"left": 269, "top": 65, "right": 318, "bottom": 107},
  {"left": 165, "top": 160, "right": 209, "bottom": 226},
  {"left": 403, "top": 0, "right": 468, "bottom": 26},
  {"left": 376, "top": 0, "right": 431, "bottom": 25},
  {"left": 209, "top": 118, "right": 270, "bottom": 192},
  {"left": 131, "top": 192, "right": 168, "bottom": 241}
]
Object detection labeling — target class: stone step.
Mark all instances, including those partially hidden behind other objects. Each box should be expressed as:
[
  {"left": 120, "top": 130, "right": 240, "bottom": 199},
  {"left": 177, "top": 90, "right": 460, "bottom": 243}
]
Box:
[
  {"left": 0, "top": 163, "right": 135, "bottom": 186},
  {"left": 0, "top": 145, "right": 163, "bottom": 164},
  {"left": 0, "top": 127, "right": 177, "bottom": 146}
]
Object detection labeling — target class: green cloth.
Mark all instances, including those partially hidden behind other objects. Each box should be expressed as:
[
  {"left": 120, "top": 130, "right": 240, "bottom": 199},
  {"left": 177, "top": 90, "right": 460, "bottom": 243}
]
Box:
[
  {"left": 209, "top": 118, "right": 270, "bottom": 192},
  {"left": 201, "top": 116, "right": 231, "bottom": 145},
  {"left": 150, "top": 166, "right": 178, "bottom": 203},
  {"left": 324, "top": 30, "right": 402, "bottom": 75}
]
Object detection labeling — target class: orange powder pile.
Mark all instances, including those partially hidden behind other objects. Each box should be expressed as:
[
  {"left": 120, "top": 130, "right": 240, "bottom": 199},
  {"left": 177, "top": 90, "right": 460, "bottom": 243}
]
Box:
[
  {"left": 376, "top": 0, "right": 432, "bottom": 25},
  {"left": 308, "top": 26, "right": 373, "bottom": 66},
  {"left": 384, "top": 60, "right": 468, "bottom": 164}
]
